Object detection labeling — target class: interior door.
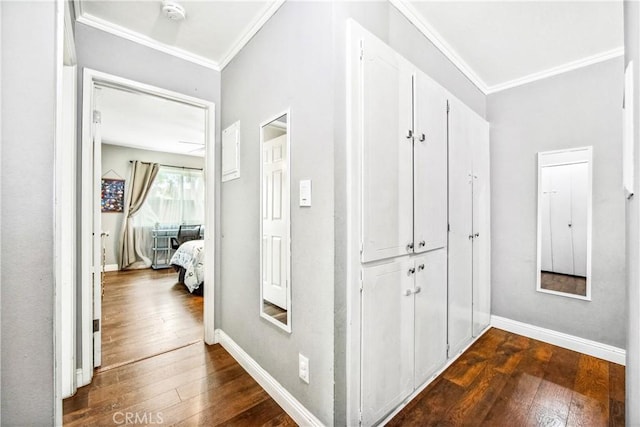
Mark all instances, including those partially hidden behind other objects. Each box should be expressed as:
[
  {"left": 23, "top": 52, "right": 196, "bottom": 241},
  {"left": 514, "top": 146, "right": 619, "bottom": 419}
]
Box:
[
  {"left": 413, "top": 72, "right": 448, "bottom": 253},
  {"left": 262, "top": 134, "right": 288, "bottom": 309},
  {"left": 92, "top": 91, "right": 103, "bottom": 367},
  {"left": 570, "top": 162, "right": 589, "bottom": 277},
  {"left": 361, "top": 39, "right": 413, "bottom": 263},
  {"left": 472, "top": 117, "right": 491, "bottom": 337},
  {"left": 447, "top": 98, "right": 473, "bottom": 357},
  {"left": 361, "top": 259, "right": 415, "bottom": 426},
  {"left": 414, "top": 249, "right": 448, "bottom": 387},
  {"left": 548, "top": 165, "right": 575, "bottom": 275}
]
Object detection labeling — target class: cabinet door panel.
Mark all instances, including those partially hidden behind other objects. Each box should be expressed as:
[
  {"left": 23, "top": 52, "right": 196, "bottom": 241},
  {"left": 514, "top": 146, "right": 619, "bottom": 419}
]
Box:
[
  {"left": 414, "top": 73, "right": 448, "bottom": 253},
  {"left": 361, "top": 44, "right": 413, "bottom": 263},
  {"left": 447, "top": 98, "right": 473, "bottom": 356},
  {"left": 362, "top": 259, "right": 415, "bottom": 426},
  {"left": 414, "top": 249, "right": 448, "bottom": 387},
  {"left": 472, "top": 118, "right": 491, "bottom": 336}
]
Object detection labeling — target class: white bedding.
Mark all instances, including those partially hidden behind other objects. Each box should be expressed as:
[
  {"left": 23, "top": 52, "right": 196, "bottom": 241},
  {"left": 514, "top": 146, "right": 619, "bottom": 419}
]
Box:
[{"left": 170, "top": 240, "right": 205, "bottom": 293}]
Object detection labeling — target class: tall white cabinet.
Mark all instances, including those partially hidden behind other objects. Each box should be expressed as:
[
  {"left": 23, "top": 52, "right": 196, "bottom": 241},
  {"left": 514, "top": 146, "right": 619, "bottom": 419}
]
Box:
[{"left": 348, "top": 22, "right": 490, "bottom": 426}]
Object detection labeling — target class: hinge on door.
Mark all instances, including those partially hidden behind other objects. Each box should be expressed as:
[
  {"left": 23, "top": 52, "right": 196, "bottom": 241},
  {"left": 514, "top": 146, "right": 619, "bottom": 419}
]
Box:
[
  {"left": 93, "top": 319, "right": 100, "bottom": 333},
  {"left": 92, "top": 110, "right": 102, "bottom": 124}
]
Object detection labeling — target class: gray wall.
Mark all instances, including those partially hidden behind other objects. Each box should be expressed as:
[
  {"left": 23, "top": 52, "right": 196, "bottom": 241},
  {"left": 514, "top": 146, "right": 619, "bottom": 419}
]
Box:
[
  {"left": 488, "top": 58, "right": 626, "bottom": 348},
  {"left": 330, "top": 3, "right": 486, "bottom": 424},
  {"left": 624, "top": 2, "right": 640, "bottom": 424},
  {"left": 1, "top": 1, "right": 56, "bottom": 423},
  {"left": 75, "top": 22, "right": 220, "bottom": 369},
  {"left": 220, "top": 2, "right": 335, "bottom": 424},
  {"left": 101, "top": 144, "right": 204, "bottom": 266}
]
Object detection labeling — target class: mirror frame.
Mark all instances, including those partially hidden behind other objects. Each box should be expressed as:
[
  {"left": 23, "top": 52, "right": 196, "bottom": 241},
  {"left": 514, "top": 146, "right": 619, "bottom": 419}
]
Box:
[
  {"left": 259, "top": 109, "right": 292, "bottom": 332},
  {"left": 536, "top": 146, "right": 593, "bottom": 301}
]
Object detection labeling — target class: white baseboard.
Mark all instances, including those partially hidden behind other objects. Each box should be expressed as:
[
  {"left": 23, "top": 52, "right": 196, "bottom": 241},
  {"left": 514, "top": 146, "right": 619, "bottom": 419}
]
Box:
[
  {"left": 491, "top": 315, "right": 626, "bottom": 365},
  {"left": 76, "top": 368, "right": 85, "bottom": 388},
  {"left": 103, "top": 264, "right": 118, "bottom": 272},
  {"left": 215, "top": 329, "right": 324, "bottom": 427}
]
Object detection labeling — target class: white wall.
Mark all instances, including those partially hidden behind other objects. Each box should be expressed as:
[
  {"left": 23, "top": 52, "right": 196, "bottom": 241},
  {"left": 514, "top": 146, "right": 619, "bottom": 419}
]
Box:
[
  {"left": 1, "top": 1, "right": 56, "bottom": 423},
  {"left": 488, "top": 58, "right": 626, "bottom": 348},
  {"left": 624, "top": 2, "right": 640, "bottom": 424},
  {"left": 101, "top": 144, "right": 204, "bottom": 267}
]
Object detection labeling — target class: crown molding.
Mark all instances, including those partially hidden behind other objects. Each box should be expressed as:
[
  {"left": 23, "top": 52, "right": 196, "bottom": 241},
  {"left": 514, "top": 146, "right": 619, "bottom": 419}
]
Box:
[
  {"left": 75, "top": 12, "right": 221, "bottom": 70},
  {"left": 389, "top": 0, "right": 490, "bottom": 94},
  {"left": 219, "top": 0, "right": 286, "bottom": 69},
  {"left": 487, "top": 46, "right": 625, "bottom": 94}
]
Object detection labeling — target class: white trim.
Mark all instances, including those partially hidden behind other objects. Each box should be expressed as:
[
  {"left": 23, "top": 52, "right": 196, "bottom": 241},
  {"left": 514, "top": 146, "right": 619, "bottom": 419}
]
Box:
[
  {"left": 219, "top": 0, "right": 286, "bottom": 69},
  {"left": 388, "top": 0, "right": 489, "bottom": 94},
  {"left": 80, "top": 68, "right": 216, "bottom": 378},
  {"left": 487, "top": 47, "right": 625, "bottom": 94},
  {"left": 63, "top": 0, "right": 76, "bottom": 66},
  {"left": 103, "top": 263, "right": 118, "bottom": 272},
  {"left": 75, "top": 369, "right": 84, "bottom": 390},
  {"left": 491, "top": 315, "right": 626, "bottom": 365},
  {"left": 75, "top": 13, "right": 220, "bottom": 71},
  {"left": 215, "top": 330, "right": 323, "bottom": 427}
]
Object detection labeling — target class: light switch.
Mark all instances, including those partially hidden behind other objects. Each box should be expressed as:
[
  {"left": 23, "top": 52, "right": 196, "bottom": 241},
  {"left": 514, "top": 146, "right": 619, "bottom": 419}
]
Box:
[{"left": 299, "top": 180, "right": 312, "bottom": 207}]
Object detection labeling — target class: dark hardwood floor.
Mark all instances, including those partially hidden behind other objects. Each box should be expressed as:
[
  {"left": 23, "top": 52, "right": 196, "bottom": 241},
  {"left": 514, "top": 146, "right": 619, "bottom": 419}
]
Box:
[
  {"left": 99, "top": 268, "right": 203, "bottom": 371},
  {"left": 388, "top": 328, "right": 625, "bottom": 426},
  {"left": 541, "top": 271, "right": 587, "bottom": 296}
]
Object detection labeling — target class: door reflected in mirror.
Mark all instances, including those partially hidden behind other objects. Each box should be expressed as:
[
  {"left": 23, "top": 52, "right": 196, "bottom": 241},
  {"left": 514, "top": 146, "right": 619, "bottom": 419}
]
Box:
[
  {"left": 260, "top": 111, "right": 291, "bottom": 332},
  {"left": 537, "top": 147, "right": 592, "bottom": 300}
]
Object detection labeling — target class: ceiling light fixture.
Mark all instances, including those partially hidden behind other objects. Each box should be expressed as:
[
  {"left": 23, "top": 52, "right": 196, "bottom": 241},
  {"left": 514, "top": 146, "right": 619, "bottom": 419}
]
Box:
[{"left": 162, "top": 0, "right": 186, "bottom": 21}]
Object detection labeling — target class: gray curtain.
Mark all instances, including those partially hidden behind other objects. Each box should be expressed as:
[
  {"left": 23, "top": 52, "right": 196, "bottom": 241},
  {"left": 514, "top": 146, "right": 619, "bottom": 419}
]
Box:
[{"left": 119, "top": 161, "right": 160, "bottom": 269}]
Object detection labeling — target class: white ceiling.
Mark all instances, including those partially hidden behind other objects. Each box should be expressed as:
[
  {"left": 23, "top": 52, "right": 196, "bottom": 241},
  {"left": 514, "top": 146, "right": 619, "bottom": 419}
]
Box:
[
  {"left": 98, "top": 85, "right": 206, "bottom": 156},
  {"left": 76, "top": 0, "right": 624, "bottom": 93},
  {"left": 76, "top": 0, "right": 284, "bottom": 69},
  {"left": 405, "top": 1, "right": 624, "bottom": 92}
]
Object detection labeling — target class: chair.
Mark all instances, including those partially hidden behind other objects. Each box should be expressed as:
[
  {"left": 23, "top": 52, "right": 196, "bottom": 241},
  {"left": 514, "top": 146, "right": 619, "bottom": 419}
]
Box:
[{"left": 171, "top": 224, "right": 202, "bottom": 250}]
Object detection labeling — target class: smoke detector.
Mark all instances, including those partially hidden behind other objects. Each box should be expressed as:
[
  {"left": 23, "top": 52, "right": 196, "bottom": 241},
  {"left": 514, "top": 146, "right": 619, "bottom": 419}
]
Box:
[{"left": 162, "top": 1, "right": 186, "bottom": 21}]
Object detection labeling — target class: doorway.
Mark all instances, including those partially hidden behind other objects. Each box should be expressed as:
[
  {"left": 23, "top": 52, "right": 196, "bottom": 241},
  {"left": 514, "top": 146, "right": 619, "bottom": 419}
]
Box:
[{"left": 78, "top": 69, "right": 216, "bottom": 387}]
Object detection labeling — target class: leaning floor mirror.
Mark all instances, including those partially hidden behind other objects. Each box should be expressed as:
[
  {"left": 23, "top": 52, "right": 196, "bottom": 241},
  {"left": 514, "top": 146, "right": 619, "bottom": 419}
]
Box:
[
  {"left": 260, "top": 111, "right": 292, "bottom": 332},
  {"left": 537, "top": 147, "right": 592, "bottom": 300}
]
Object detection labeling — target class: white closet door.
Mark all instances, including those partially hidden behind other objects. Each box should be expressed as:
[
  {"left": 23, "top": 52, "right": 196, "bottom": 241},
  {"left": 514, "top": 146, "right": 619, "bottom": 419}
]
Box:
[
  {"left": 540, "top": 170, "right": 554, "bottom": 272},
  {"left": 447, "top": 98, "right": 473, "bottom": 357},
  {"left": 472, "top": 118, "right": 491, "bottom": 337},
  {"left": 361, "top": 259, "right": 415, "bottom": 426},
  {"left": 361, "top": 41, "right": 413, "bottom": 263},
  {"left": 414, "top": 249, "right": 448, "bottom": 387},
  {"left": 262, "top": 135, "right": 288, "bottom": 309},
  {"left": 413, "top": 72, "right": 448, "bottom": 253},
  {"left": 548, "top": 165, "right": 575, "bottom": 275},
  {"left": 570, "top": 162, "right": 589, "bottom": 277}
]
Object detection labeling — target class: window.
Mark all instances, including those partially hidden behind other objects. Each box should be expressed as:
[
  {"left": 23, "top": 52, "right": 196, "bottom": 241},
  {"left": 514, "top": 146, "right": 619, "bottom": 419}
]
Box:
[{"left": 133, "top": 166, "right": 205, "bottom": 227}]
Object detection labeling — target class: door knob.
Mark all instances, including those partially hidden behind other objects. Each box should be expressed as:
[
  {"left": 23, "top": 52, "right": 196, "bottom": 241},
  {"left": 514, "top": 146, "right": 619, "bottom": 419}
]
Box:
[
  {"left": 418, "top": 264, "right": 425, "bottom": 271},
  {"left": 474, "top": 233, "right": 479, "bottom": 238},
  {"left": 407, "top": 242, "right": 414, "bottom": 251},
  {"left": 468, "top": 234, "right": 474, "bottom": 240},
  {"left": 408, "top": 268, "right": 416, "bottom": 275},
  {"left": 404, "top": 289, "right": 412, "bottom": 296},
  {"left": 419, "top": 133, "right": 426, "bottom": 142},
  {"left": 406, "top": 129, "right": 413, "bottom": 139},
  {"left": 419, "top": 240, "right": 426, "bottom": 247},
  {"left": 414, "top": 286, "right": 422, "bottom": 294}
]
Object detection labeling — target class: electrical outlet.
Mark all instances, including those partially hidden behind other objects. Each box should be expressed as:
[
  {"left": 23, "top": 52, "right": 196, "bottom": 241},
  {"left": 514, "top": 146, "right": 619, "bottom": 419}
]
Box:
[{"left": 299, "top": 353, "right": 309, "bottom": 384}]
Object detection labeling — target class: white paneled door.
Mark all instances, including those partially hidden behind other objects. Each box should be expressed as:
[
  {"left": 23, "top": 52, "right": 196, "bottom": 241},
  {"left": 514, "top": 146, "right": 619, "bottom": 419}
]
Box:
[
  {"left": 262, "top": 134, "right": 288, "bottom": 309},
  {"left": 413, "top": 73, "right": 448, "bottom": 253},
  {"left": 361, "top": 259, "right": 415, "bottom": 427},
  {"left": 447, "top": 99, "right": 474, "bottom": 357},
  {"left": 361, "top": 41, "right": 414, "bottom": 263}
]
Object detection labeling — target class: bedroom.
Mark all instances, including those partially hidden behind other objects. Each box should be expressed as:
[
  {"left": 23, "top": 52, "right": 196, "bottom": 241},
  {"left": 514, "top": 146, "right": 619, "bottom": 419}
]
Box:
[{"left": 0, "top": 0, "right": 638, "bottom": 426}]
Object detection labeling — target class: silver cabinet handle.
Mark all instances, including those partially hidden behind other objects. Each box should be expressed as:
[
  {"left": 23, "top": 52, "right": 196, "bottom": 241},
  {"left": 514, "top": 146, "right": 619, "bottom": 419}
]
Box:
[
  {"left": 404, "top": 289, "right": 412, "bottom": 296},
  {"left": 419, "top": 133, "right": 426, "bottom": 142},
  {"left": 419, "top": 240, "right": 425, "bottom": 247},
  {"left": 414, "top": 286, "right": 422, "bottom": 294},
  {"left": 418, "top": 264, "right": 425, "bottom": 271},
  {"left": 406, "top": 129, "right": 413, "bottom": 139},
  {"left": 408, "top": 268, "right": 416, "bottom": 275},
  {"left": 407, "top": 242, "right": 414, "bottom": 251}
]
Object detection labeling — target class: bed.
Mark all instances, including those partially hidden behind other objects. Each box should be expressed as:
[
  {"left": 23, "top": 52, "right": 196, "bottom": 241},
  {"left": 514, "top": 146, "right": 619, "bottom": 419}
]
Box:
[{"left": 170, "top": 240, "right": 205, "bottom": 294}]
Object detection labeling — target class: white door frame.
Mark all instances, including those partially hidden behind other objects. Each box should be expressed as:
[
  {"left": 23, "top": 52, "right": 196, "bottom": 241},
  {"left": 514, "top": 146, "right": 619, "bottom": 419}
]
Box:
[{"left": 79, "top": 68, "right": 216, "bottom": 386}]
